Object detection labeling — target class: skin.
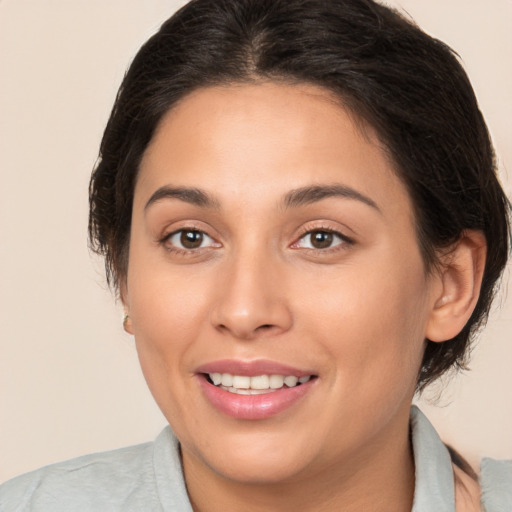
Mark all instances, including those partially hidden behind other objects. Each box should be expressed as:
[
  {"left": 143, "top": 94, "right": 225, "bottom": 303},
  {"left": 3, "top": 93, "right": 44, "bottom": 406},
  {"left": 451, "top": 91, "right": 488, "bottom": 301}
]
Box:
[{"left": 122, "top": 82, "right": 486, "bottom": 511}]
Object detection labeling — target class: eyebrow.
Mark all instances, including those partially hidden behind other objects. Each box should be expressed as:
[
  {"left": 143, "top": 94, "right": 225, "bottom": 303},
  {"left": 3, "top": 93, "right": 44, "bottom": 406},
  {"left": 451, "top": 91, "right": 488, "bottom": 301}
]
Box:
[
  {"left": 144, "top": 183, "right": 380, "bottom": 213},
  {"left": 283, "top": 184, "right": 380, "bottom": 212},
  {"left": 144, "top": 186, "right": 220, "bottom": 211}
]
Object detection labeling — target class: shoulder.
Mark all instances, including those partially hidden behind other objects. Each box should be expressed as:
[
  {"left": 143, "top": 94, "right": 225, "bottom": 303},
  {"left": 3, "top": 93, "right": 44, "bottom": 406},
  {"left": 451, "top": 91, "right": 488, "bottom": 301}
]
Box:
[
  {"left": 0, "top": 440, "right": 160, "bottom": 512},
  {"left": 409, "top": 406, "right": 512, "bottom": 510},
  {"left": 480, "top": 458, "right": 512, "bottom": 509}
]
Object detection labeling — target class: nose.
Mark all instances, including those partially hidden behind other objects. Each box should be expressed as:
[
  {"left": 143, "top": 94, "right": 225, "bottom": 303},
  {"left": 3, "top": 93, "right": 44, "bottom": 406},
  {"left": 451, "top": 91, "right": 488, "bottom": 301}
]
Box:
[{"left": 210, "top": 251, "right": 293, "bottom": 340}]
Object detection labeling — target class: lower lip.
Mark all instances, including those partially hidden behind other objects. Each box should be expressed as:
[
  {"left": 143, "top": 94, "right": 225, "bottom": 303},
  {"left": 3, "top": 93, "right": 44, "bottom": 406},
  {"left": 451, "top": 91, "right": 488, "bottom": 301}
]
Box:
[{"left": 198, "top": 376, "right": 315, "bottom": 420}]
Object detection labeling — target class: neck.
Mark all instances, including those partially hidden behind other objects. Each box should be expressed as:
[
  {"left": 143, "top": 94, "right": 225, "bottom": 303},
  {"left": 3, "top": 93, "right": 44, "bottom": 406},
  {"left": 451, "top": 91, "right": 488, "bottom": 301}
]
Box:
[{"left": 182, "top": 409, "right": 415, "bottom": 512}]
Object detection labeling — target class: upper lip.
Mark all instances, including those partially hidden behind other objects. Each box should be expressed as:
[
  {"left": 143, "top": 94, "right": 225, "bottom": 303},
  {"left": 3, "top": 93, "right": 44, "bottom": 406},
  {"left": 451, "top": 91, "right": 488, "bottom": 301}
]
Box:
[{"left": 196, "top": 359, "right": 315, "bottom": 377}]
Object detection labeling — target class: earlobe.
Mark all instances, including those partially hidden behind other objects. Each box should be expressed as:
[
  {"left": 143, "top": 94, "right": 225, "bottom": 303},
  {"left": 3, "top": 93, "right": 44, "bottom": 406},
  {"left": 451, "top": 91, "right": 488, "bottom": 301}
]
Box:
[
  {"left": 123, "top": 313, "right": 134, "bottom": 335},
  {"left": 119, "top": 280, "right": 134, "bottom": 335},
  {"left": 426, "top": 230, "right": 487, "bottom": 343}
]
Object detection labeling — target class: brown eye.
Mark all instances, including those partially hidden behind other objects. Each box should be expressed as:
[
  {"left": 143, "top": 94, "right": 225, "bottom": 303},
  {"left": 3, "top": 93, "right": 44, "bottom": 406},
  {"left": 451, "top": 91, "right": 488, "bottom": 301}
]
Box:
[
  {"left": 310, "top": 231, "right": 333, "bottom": 249},
  {"left": 180, "top": 230, "right": 204, "bottom": 249},
  {"left": 295, "top": 229, "right": 347, "bottom": 250},
  {"left": 166, "top": 229, "right": 218, "bottom": 251}
]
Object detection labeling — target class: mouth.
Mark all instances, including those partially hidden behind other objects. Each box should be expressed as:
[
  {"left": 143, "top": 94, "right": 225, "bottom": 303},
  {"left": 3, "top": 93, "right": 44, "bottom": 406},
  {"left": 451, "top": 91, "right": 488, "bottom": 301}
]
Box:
[
  {"left": 203, "top": 372, "right": 314, "bottom": 395},
  {"left": 196, "top": 361, "right": 318, "bottom": 420}
]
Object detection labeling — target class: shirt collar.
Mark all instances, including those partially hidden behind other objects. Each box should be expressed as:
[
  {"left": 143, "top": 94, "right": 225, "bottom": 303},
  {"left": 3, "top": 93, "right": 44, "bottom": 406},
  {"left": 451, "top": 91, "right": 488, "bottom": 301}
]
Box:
[{"left": 410, "top": 405, "right": 456, "bottom": 511}]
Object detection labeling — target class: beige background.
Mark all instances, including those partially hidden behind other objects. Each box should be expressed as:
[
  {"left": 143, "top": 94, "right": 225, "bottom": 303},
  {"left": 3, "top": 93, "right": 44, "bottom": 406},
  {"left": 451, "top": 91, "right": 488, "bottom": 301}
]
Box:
[{"left": 0, "top": 0, "right": 510, "bottom": 483}]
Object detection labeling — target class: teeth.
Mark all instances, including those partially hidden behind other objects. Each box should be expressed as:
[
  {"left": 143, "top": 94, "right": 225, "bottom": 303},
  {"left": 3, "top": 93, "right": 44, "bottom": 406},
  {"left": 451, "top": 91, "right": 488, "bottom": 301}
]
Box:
[
  {"left": 208, "top": 372, "right": 312, "bottom": 393},
  {"left": 232, "top": 375, "right": 250, "bottom": 389},
  {"left": 284, "top": 376, "right": 298, "bottom": 387},
  {"left": 223, "top": 386, "right": 277, "bottom": 395},
  {"left": 250, "top": 375, "right": 270, "bottom": 389},
  {"left": 269, "top": 375, "right": 284, "bottom": 389},
  {"left": 232, "top": 387, "right": 250, "bottom": 395},
  {"left": 221, "top": 373, "right": 233, "bottom": 387},
  {"left": 248, "top": 388, "right": 273, "bottom": 395},
  {"left": 210, "top": 372, "right": 222, "bottom": 385}
]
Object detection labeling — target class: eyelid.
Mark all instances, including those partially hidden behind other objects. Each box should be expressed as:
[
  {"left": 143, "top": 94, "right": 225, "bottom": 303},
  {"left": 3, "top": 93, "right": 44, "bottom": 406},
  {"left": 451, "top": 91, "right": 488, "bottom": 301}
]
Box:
[
  {"left": 290, "top": 224, "right": 355, "bottom": 251},
  {"left": 159, "top": 224, "right": 222, "bottom": 254},
  {"left": 168, "top": 229, "right": 216, "bottom": 248}
]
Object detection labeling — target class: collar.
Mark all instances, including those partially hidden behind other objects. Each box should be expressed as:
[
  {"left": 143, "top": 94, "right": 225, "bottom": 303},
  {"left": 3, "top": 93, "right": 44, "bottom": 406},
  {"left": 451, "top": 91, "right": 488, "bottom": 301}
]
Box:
[{"left": 410, "top": 405, "right": 456, "bottom": 511}]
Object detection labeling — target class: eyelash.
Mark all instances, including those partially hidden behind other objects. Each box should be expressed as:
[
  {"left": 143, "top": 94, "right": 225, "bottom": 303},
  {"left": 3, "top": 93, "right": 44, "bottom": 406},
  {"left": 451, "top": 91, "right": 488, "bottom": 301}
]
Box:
[
  {"left": 159, "top": 226, "right": 219, "bottom": 255},
  {"left": 292, "top": 226, "right": 354, "bottom": 253},
  {"left": 159, "top": 225, "right": 354, "bottom": 256}
]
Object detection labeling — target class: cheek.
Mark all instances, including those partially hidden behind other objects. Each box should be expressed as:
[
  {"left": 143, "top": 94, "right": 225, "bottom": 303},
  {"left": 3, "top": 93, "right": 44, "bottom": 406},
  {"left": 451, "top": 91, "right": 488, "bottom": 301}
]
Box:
[
  {"left": 125, "top": 247, "right": 215, "bottom": 402},
  {"left": 128, "top": 274, "right": 214, "bottom": 428},
  {"left": 127, "top": 237, "right": 212, "bottom": 342},
  {"left": 297, "top": 250, "right": 429, "bottom": 389}
]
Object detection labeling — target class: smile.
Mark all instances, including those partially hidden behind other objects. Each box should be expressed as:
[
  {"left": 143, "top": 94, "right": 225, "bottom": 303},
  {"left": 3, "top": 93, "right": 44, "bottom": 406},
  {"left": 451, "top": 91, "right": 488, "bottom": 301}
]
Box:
[
  {"left": 206, "top": 373, "right": 312, "bottom": 395},
  {"left": 196, "top": 361, "right": 317, "bottom": 420}
]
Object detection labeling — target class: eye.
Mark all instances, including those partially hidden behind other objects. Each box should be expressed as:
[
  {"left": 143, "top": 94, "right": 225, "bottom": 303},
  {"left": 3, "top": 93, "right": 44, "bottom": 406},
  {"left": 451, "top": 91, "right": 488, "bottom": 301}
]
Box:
[
  {"left": 294, "top": 229, "right": 348, "bottom": 250},
  {"left": 166, "top": 229, "right": 218, "bottom": 250}
]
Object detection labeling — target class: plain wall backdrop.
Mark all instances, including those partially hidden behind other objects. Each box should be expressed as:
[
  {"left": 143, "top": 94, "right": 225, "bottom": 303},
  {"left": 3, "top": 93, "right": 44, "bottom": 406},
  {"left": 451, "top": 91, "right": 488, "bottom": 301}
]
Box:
[{"left": 0, "top": 0, "right": 511, "bottom": 482}]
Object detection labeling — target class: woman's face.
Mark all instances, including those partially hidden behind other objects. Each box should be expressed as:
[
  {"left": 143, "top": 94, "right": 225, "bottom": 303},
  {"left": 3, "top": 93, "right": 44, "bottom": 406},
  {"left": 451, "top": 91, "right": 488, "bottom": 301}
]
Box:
[{"left": 125, "top": 83, "right": 441, "bottom": 484}]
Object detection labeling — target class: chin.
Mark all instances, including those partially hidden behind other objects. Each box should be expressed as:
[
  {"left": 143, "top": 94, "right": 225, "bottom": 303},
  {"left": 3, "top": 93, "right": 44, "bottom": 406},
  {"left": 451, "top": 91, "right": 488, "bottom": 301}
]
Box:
[
  {"left": 184, "top": 426, "right": 319, "bottom": 485},
  {"left": 209, "top": 453, "right": 310, "bottom": 485}
]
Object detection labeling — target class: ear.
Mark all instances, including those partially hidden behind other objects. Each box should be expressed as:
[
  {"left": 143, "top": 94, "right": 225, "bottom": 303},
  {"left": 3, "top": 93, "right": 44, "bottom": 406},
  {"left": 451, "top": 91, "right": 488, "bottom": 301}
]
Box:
[
  {"left": 119, "top": 280, "right": 134, "bottom": 335},
  {"left": 426, "top": 230, "right": 487, "bottom": 343},
  {"left": 122, "top": 312, "right": 134, "bottom": 335}
]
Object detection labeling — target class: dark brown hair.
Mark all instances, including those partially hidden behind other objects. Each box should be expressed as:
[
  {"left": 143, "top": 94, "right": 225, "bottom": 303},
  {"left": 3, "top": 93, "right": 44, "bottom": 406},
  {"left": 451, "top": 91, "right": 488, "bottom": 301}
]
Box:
[{"left": 89, "top": 0, "right": 510, "bottom": 390}]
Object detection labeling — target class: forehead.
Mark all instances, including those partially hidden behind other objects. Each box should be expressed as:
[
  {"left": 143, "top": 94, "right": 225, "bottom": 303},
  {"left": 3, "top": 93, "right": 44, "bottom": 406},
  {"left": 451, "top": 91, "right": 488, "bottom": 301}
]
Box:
[{"left": 136, "top": 82, "right": 412, "bottom": 220}]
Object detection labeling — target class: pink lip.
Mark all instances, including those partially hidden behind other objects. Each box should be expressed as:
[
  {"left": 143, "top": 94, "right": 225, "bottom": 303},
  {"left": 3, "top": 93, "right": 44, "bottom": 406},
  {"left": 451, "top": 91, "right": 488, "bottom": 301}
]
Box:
[
  {"left": 195, "top": 359, "right": 317, "bottom": 420},
  {"left": 196, "top": 359, "right": 313, "bottom": 377}
]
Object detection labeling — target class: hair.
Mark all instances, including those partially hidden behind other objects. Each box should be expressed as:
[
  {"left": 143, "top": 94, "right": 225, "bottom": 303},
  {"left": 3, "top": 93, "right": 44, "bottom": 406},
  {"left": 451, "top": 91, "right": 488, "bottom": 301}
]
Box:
[{"left": 89, "top": 0, "right": 510, "bottom": 390}]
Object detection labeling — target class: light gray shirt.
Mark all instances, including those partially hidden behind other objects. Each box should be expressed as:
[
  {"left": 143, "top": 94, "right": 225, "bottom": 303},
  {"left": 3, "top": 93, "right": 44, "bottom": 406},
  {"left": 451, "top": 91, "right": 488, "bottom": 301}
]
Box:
[{"left": 1, "top": 407, "right": 511, "bottom": 511}]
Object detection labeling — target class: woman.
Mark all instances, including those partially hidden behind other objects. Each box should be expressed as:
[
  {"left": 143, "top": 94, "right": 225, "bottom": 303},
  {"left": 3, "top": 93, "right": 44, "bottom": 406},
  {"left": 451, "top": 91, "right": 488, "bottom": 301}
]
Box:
[{"left": 1, "top": 0, "right": 510, "bottom": 510}]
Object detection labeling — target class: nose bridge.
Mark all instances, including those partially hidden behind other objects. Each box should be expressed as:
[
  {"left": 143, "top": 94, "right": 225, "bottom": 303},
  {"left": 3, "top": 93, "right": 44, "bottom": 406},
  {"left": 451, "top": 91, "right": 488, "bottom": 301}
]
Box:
[{"left": 211, "top": 242, "right": 292, "bottom": 339}]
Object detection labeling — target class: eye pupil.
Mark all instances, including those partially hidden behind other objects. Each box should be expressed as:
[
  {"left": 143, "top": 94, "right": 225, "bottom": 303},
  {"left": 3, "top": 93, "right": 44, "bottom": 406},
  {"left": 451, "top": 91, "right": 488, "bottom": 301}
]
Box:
[
  {"left": 311, "top": 231, "right": 333, "bottom": 249},
  {"left": 180, "top": 230, "right": 203, "bottom": 249}
]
